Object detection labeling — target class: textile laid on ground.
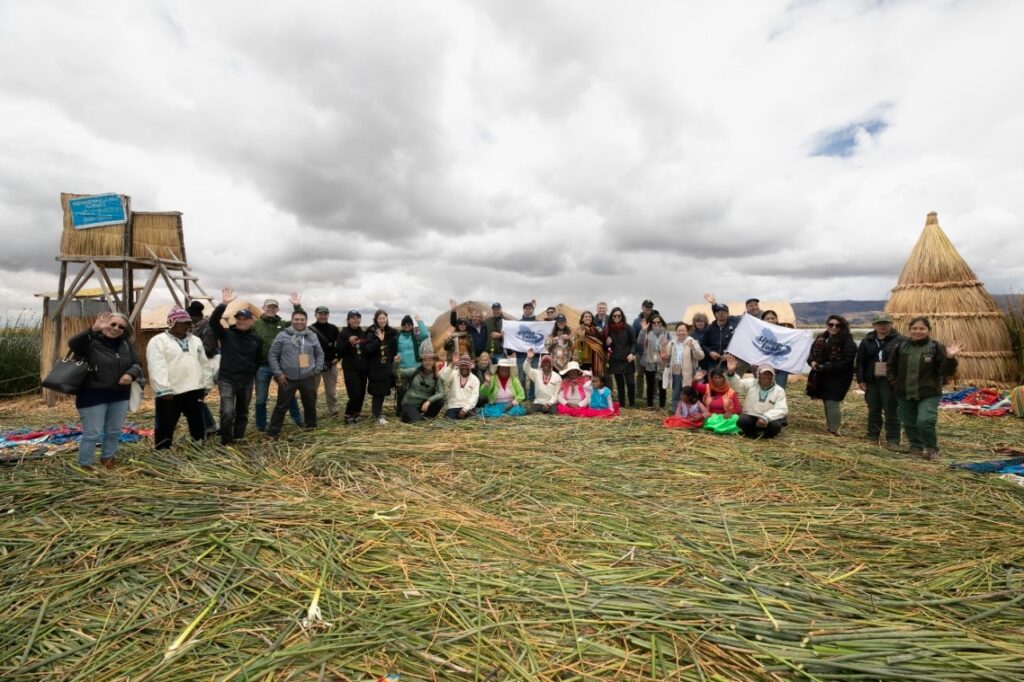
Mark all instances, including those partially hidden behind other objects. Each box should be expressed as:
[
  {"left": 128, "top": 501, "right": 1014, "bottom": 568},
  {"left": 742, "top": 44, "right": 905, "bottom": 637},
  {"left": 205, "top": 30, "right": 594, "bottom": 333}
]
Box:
[
  {"left": 1, "top": 424, "right": 153, "bottom": 450},
  {"left": 557, "top": 403, "right": 620, "bottom": 419},
  {"left": 703, "top": 413, "right": 739, "bottom": 434},
  {"left": 951, "top": 454, "right": 1024, "bottom": 475},
  {"left": 939, "top": 387, "right": 1011, "bottom": 417}
]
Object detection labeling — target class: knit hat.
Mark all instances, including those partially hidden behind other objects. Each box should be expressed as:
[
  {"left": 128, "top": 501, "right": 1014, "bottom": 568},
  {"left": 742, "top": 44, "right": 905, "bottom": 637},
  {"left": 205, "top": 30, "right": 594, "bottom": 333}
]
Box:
[
  {"left": 401, "top": 315, "right": 414, "bottom": 326},
  {"left": 539, "top": 354, "right": 552, "bottom": 366},
  {"left": 457, "top": 355, "right": 473, "bottom": 368},
  {"left": 167, "top": 307, "right": 191, "bottom": 326}
]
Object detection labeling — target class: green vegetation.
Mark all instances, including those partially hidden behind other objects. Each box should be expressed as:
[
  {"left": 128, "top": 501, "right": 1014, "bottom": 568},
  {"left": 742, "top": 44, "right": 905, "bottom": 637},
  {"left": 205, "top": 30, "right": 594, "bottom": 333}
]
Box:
[
  {"left": 0, "top": 317, "right": 40, "bottom": 399},
  {"left": 1, "top": 387, "right": 1022, "bottom": 679}
]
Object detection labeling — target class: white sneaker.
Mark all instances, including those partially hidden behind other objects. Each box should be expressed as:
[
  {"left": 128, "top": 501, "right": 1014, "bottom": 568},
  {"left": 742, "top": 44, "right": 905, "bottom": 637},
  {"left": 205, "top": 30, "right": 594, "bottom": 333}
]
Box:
[{"left": 375, "top": 416, "right": 388, "bottom": 425}]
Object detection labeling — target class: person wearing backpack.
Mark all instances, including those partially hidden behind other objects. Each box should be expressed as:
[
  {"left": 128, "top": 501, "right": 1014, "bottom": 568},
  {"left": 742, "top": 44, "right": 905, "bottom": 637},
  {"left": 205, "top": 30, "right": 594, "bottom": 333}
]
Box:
[{"left": 886, "top": 317, "right": 961, "bottom": 460}]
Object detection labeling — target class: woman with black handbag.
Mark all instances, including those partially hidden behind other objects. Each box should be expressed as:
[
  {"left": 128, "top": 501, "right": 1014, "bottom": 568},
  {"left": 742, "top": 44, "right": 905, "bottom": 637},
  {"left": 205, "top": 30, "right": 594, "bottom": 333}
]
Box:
[{"left": 68, "top": 311, "right": 143, "bottom": 469}]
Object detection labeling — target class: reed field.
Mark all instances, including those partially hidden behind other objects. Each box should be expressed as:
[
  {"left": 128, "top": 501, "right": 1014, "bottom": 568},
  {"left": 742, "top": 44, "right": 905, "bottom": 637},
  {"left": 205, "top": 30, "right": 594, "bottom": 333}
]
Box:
[
  {"left": 0, "top": 318, "right": 41, "bottom": 399},
  {"left": 1, "top": 381, "right": 1023, "bottom": 681}
]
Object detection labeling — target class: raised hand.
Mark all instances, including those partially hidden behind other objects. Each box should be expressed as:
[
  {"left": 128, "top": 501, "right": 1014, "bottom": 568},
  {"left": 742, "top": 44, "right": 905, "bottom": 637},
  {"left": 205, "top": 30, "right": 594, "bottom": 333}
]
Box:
[
  {"left": 725, "top": 353, "right": 737, "bottom": 374},
  {"left": 449, "top": 298, "right": 458, "bottom": 310},
  {"left": 92, "top": 311, "right": 113, "bottom": 332},
  {"left": 947, "top": 342, "right": 963, "bottom": 357},
  {"left": 526, "top": 347, "right": 535, "bottom": 359},
  {"left": 640, "top": 318, "right": 649, "bottom": 331},
  {"left": 288, "top": 292, "right": 301, "bottom": 306},
  {"left": 694, "top": 369, "right": 707, "bottom": 382},
  {"left": 703, "top": 292, "right": 717, "bottom": 305},
  {"left": 222, "top": 287, "right": 236, "bottom": 304}
]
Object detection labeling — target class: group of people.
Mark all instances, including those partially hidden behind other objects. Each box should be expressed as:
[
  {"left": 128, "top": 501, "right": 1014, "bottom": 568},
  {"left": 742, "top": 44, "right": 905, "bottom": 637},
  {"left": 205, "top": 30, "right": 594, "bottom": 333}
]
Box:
[{"left": 66, "top": 289, "right": 961, "bottom": 469}]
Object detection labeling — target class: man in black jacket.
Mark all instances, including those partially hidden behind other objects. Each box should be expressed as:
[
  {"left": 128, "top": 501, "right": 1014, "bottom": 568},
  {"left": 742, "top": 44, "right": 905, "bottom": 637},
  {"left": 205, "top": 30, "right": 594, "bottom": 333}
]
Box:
[
  {"left": 700, "top": 303, "right": 742, "bottom": 374},
  {"left": 211, "top": 288, "right": 262, "bottom": 445},
  {"left": 310, "top": 306, "right": 341, "bottom": 418},
  {"left": 338, "top": 310, "right": 369, "bottom": 424},
  {"left": 855, "top": 313, "right": 905, "bottom": 449}
]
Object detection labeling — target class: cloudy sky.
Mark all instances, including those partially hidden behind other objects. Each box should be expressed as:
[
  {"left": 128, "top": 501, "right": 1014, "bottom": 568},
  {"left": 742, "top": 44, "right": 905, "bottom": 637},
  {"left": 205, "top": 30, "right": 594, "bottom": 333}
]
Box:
[{"left": 1, "top": 0, "right": 1022, "bottom": 323}]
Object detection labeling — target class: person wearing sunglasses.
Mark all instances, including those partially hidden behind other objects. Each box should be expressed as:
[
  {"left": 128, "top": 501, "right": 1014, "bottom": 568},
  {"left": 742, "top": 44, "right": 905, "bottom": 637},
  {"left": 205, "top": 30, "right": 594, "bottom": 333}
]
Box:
[
  {"left": 604, "top": 306, "right": 637, "bottom": 407},
  {"left": 67, "top": 311, "right": 143, "bottom": 470},
  {"left": 805, "top": 314, "right": 857, "bottom": 435}
]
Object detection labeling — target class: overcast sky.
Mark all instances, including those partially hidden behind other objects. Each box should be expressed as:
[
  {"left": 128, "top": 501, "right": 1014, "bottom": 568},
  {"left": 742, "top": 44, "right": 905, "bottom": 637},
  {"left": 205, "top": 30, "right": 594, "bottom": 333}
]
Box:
[{"left": 1, "top": 0, "right": 1022, "bottom": 324}]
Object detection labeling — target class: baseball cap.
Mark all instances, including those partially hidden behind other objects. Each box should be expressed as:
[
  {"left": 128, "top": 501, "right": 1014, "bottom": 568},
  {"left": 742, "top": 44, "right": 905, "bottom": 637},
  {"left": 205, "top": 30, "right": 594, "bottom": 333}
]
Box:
[
  {"left": 263, "top": 298, "right": 279, "bottom": 308},
  {"left": 492, "top": 302, "right": 502, "bottom": 309},
  {"left": 347, "top": 309, "right": 362, "bottom": 319},
  {"left": 872, "top": 313, "right": 893, "bottom": 324},
  {"left": 314, "top": 306, "right": 329, "bottom": 314},
  {"left": 235, "top": 309, "right": 254, "bottom": 319},
  {"left": 711, "top": 303, "right": 729, "bottom": 313}
]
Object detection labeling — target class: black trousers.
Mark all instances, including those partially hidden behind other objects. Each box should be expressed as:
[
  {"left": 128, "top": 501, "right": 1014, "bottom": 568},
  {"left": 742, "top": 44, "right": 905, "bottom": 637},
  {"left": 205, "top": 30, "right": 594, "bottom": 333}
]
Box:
[
  {"left": 155, "top": 389, "right": 207, "bottom": 450},
  {"left": 530, "top": 402, "right": 557, "bottom": 414},
  {"left": 737, "top": 414, "right": 786, "bottom": 439},
  {"left": 400, "top": 399, "right": 444, "bottom": 423},
  {"left": 268, "top": 376, "right": 318, "bottom": 435},
  {"left": 644, "top": 370, "right": 666, "bottom": 408},
  {"left": 444, "top": 407, "right": 473, "bottom": 419},
  {"left": 342, "top": 364, "right": 368, "bottom": 417},
  {"left": 613, "top": 371, "right": 636, "bottom": 407},
  {"left": 218, "top": 377, "right": 254, "bottom": 444}
]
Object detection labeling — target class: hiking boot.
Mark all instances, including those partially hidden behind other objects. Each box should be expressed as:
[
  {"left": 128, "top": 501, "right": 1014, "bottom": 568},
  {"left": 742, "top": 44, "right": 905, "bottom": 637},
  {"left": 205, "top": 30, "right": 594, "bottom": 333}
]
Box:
[
  {"left": 101, "top": 458, "right": 115, "bottom": 470},
  {"left": 924, "top": 449, "right": 940, "bottom": 461},
  {"left": 884, "top": 442, "right": 910, "bottom": 453},
  {"left": 909, "top": 450, "right": 926, "bottom": 459}
]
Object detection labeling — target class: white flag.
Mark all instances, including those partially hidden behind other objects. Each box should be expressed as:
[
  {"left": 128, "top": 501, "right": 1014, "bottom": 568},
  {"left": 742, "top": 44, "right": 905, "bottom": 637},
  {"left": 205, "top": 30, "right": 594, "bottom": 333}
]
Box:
[
  {"left": 502, "top": 320, "right": 556, "bottom": 353},
  {"left": 727, "top": 315, "right": 813, "bottom": 374}
]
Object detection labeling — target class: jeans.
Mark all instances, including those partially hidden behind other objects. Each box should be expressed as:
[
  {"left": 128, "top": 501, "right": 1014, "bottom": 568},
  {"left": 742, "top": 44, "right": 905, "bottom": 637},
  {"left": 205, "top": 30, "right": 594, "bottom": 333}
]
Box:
[
  {"left": 670, "top": 373, "right": 683, "bottom": 413},
  {"left": 864, "top": 381, "right": 901, "bottom": 444},
  {"left": 219, "top": 377, "right": 254, "bottom": 444},
  {"left": 400, "top": 399, "right": 444, "bottom": 423},
  {"left": 898, "top": 395, "right": 940, "bottom": 451},
  {"left": 267, "top": 375, "right": 318, "bottom": 435},
  {"left": 77, "top": 400, "right": 130, "bottom": 465},
  {"left": 823, "top": 400, "right": 843, "bottom": 433},
  {"left": 255, "top": 365, "right": 303, "bottom": 430},
  {"left": 317, "top": 363, "right": 340, "bottom": 416},
  {"left": 516, "top": 353, "right": 539, "bottom": 401},
  {"left": 773, "top": 370, "right": 789, "bottom": 389},
  {"left": 738, "top": 414, "right": 786, "bottom": 439},
  {"left": 155, "top": 390, "right": 207, "bottom": 450}
]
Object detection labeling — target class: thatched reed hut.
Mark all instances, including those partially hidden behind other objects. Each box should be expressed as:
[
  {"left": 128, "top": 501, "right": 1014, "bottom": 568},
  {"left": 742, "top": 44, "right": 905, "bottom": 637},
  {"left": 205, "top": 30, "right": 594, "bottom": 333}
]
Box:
[
  {"left": 885, "top": 212, "right": 1019, "bottom": 386},
  {"left": 682, "top": 301, "right": 796, "bottom": 328}
]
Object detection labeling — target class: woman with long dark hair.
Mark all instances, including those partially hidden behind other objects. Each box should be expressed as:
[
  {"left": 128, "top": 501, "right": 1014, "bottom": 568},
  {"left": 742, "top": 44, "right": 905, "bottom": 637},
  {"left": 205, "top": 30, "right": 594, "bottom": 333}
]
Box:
[
  {"left": 604, "top": 306, "right": 636, "bottom": 407},
  {"left": 574, "top": 310, "right": 606, "bottom": 375},
  {"left": 364, "top": 309, "right": 399, "bottom": 425},
  {"left": 806, "top": 314, "right": 857, "bottom": 435},
  {"left": 886, "top": 317, "right": 961, "bottom": 459}
]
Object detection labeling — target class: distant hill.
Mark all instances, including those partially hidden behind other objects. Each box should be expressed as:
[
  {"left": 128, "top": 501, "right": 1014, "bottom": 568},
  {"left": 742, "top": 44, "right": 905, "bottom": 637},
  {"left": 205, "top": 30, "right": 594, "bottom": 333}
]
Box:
[
  {"left": 793, "top": 294, "right": 1021, "bottom": 326},
  {"left": 792, "top": 301, "right": 886, "bottom": 326}
]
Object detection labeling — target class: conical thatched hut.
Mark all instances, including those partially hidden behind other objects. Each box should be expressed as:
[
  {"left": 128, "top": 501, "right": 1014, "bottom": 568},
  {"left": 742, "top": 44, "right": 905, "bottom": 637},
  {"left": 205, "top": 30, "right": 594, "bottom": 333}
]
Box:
[{"left": 885, "top": 212, "right": 1019, "bottom": 386}]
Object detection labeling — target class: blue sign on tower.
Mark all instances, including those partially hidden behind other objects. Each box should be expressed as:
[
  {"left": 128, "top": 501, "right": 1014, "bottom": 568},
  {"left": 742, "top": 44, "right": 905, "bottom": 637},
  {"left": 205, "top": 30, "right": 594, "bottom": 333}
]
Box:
[{"left": 68, "top": 194, "right": 127, "bottom": 230}]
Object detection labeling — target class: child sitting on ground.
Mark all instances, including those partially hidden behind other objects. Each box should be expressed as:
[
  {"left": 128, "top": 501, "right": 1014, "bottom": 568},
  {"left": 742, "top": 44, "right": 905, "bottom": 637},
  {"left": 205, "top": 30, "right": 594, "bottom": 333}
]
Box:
[
  {"left": 663, "top": 385, "right": 710, "bottom": 429},
  {"left": 588, "top": 374, "right": 614, "bottom": 414}
]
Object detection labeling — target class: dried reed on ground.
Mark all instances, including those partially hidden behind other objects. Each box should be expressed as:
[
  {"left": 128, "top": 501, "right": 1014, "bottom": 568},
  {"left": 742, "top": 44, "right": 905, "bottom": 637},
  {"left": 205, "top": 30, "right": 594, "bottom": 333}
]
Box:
[
  {"left": 886, "top": 212, "right": 1020, "bottom": 386},
  {"left": 1, "top": 387, "right": 1022, "bottom": 680}
]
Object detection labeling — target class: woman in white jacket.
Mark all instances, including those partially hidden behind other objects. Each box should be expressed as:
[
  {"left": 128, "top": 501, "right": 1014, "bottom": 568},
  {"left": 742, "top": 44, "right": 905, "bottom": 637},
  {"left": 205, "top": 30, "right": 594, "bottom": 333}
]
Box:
[
  {"left": 660, "top": 323, "right": 705, "bottom": 414},
  {"left": 147, "top": 307, "right": 213, "bottom": 449}
]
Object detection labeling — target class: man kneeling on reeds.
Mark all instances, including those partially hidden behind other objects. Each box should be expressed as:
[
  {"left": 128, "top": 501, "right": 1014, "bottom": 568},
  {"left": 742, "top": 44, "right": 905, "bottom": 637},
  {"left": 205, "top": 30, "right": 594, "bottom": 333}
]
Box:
[
  {"left": 439, "top": 354, "right": 480, "bottom": 419},
  {"left": 266, "top": 310, "right": 324, "bottom": 437},
  {"left": 725, "top": 354, "right": 788, "bottom": 439}
]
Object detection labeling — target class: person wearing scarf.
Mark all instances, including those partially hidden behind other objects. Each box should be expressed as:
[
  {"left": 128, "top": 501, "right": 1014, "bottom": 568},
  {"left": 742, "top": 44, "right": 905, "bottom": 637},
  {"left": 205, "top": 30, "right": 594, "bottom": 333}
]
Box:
[
  {"left": 604, "top": 306, "right": 637, "bottom": 407},
  {"left": 479, "top": 358, "right": 527, "bottom": 417},
  {"left": 725, "top": 354, "right": 788, "bottom": 439},
  {"left": 574, "top": 311, "right": 607, "bottom": 376},
  {"left": 691, "top": 368, "right": 741, "bottom": 415},
  {"left": 806, "top": 314, "right": 857, "bottom": 435}
]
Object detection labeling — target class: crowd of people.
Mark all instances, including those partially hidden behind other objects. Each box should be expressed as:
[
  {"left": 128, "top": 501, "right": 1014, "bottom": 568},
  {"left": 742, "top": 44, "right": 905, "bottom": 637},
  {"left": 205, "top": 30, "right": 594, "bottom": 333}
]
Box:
[{"left": 67, "top": 289, "right": 961, "bottom": 470}]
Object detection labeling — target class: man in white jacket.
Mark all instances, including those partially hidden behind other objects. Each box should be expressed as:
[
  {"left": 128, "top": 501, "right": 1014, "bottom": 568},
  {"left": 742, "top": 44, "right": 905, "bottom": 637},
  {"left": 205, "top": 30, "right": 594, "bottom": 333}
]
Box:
[
  {"left": 147, "top": 306, "right": 214, "bottom": 449},
  {"left": 525, "top": 348, "right": 561, "bottom": 414},
  {"left": 439, "top": 354, "right": 480, "bottom": 419},
  {"left": 725, "top": 354, "right": 788, "bottom": 439}
]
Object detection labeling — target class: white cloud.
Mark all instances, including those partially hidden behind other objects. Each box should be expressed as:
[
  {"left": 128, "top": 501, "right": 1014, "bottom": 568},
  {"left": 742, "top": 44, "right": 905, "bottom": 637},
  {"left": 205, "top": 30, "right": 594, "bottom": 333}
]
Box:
[{"left": 1, "top": 0, "right": 1022, "bottom": 325}]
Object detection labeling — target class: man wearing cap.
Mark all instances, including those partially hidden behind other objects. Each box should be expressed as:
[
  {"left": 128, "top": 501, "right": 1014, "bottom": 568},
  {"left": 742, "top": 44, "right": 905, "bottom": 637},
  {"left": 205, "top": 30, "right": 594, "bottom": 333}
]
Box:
[
  {"left": 187, "top": 299, "right": 220, "bottom": 436},
  {"left": 252, "top": 294, "right": 305, "bottom": 431},
  {"left": 266, "top": 309, "right": 324, "bottom": 437},
  {"left": 745, "top": 298, "right": 762, "bottom": 318},
  {"left": 210, "top": 288, "right": 262, "bottom": 445},
  {"left": 856, "top": 312, "right": 905, "bottom": 449},
  {"left": 525, "top": 347, "right": 562, "bottom": 413},
  {"left": 338, "top": 310, "right": 369, "bottom": 424},
  {"left": 543, "top": 305, "right": 558, "bottom": 321},
  {"left": 147, "top": 306, "right": 214, "bottom": 449},
  {"left": 700, "top": 293, "right": 743, "bottom": 374},
  {"left": 484, "top": 302, "right": 505, "bottom": 357},
  {"left": 726, "top": 354, "right": 788, "bottom": 439},
  {"left": 310, "top": 305, "right": 341, "bottom": 419},
  {"left": 439, "top": 354, "right": 480, "bottom": 419},
  {"left": 515, "top": 300, "right": 540, "bottom": 401},
  {"left": 632, "top": 300, "right": 654, "bottom": 400}
]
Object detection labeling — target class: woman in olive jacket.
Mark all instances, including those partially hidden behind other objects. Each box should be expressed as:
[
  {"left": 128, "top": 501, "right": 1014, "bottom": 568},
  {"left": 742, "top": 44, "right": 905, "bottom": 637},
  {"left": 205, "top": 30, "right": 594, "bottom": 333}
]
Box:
[
  {"left": 68, "top": 311, "right": 143, "bottom": 469},
  {"left": 886, "top": 317, "right": 961, "bottom": 459}
]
